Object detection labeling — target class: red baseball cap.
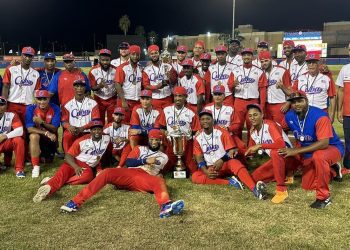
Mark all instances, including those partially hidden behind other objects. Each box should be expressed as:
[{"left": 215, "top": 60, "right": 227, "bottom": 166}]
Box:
[
  {"left": 129, "top": 45, "right": 141, "bottom": 54},
  {"left": 34, "top": 90, "right": 50, "bottom": 98},
  {"left": 173, "top": 86, "right": 187, "bottom": 96},
  {"left": 200, "top": 53, "right": 211, "bottom": 61},
  {"left": 194, "top": 40, "right": 205, "bottom": 49},
  {"left": 148, "top": 129, "right": 163, "bottom": 140},
  {"left": 73, "top": 77, "right": 86, "bottom": 86},
  {"left": 257, "top": 41, "right": 269, "bottom": 48},
  {"left": 113, "top": 107, "right": 126, "bottom": 115},
  {"left": 148, "top": 45, "right": 159, "bottom": 53},
  {"left": 140, "top": 89, "right": 152, "bottom": 98},
  {"left": 283, "top": 40, "right": 295, "bottom": 47},
  {"left": 0, "top": 96, "right": 7, "bottom": 105},
  {"left": 258, "top": 51, "right": 271, "bottom": 60},
  {"left": 177, "top": 45, "right": 188, "bottom": 52},
  {"left": 305, "top": 51, "right": 321, "bottom": 61},
  {"left": 199, "top": 109, "right": 213, "bottom": 118},
  {"left": 241, "top": 48, "right": 254, "bottom": 55},
  {"left": 99, "top": 49, "right": 111, "bottom": 56},
  {"left": 181, "top": 58, "right": 194, "bottom": 67},
  {"left": 212, "top": 85, "right": 225, "bottom": 94},
  {"left": 22, "top": 47, "right": 35, "bottom": 56},
  {"left": 215, "top": 45, "right": 228, "bottom": 53},
  {"left": 89, "top": 119, "right": 104, "bottom": 128},
  {"left": 246, "top": 103, "right": 263, "bottom": 113},
  {"left": 292, "top": 44, "right": 307, "bottom": 52},
  {"left": 63, "top": 53, "right": 75, "bottom": 61},
  {"left": 287, "top": 90, "right": 308, "bottom": 102}
]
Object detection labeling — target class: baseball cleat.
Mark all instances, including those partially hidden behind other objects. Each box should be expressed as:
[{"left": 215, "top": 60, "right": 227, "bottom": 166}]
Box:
[
  {"left": 253, "top": 181, "right": 266, "bottom": 200},
  {"left": 228, "top": 176, "right": 244, "bottom": 190},
  {"left": 40, "top": 177, "right": 51, "bottom": 185},
  {"left": 32, "top": 166, "right": 40, "bottom": 178},
  {"left": 271, "top": 190, "right": 288, "bottom": 204},
  {"left": 310, "top": 197, "right": 332, "bottom": 209},
  {"left": 16, "top": 171, "right": 26, "bottom": 179},
  {"left": 331, "top": 162, "right": 342, "bottom": 182},
  {"left": 33, "top": 185, "right": 51, "bottom": 203},
  {"left": 159, "top": 200, "right": 185, "bottom": 218},
  {"left": 60, "top": 200, "right": 79, "bottom": 213}
]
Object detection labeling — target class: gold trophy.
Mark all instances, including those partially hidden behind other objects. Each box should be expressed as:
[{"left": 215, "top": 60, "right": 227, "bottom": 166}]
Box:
[{"left": 169, "top": 128, "right": 187, "bottom": 179}]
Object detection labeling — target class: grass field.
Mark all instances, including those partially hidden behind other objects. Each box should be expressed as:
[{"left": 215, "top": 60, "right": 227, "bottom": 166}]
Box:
[{"left": 1, "top": 65, "right": 350, "bottom": 249}]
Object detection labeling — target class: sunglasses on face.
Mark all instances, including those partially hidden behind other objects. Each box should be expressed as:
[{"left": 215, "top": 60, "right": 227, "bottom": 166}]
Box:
[{"left": 213, "top": 93, "right": 224, "bottom": 96}]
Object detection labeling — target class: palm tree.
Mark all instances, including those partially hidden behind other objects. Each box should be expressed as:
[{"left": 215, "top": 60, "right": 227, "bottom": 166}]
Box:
[
  {"left": 119, "top": 15, "right": 130, "bottom": 36},
  {"left": 147, "top": 31, "right": 158, "bottom": 45},
  {"left": 135, "top": 25, "right": 145, "bottom": 37}
]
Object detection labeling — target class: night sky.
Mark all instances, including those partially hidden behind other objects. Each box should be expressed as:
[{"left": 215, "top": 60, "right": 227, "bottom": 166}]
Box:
[{"left": 1, "top": 0, "right": 349, "bottom": 52}]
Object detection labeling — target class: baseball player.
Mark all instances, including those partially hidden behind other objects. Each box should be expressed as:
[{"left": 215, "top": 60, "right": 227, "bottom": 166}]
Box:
[
  {"left": 48, "top": 53, "right": 90, "bottom": 106},
  {"left": 33, "top": 120, "right": 109, "bottom": 203},
  {"left": 252, "top": 41, "right": 277, "bottom": 68},
  {"left": 60, "top": 129, "right": 184, "bottom": 218},
  {"left": 245, "top": 104, "right": 295, "bottom": 204},
  {"left": 0, "top": 96, "right": 25, "bottom": 178},
  {"left": 290, "top": 45, "right": 308, "bottom": 81},
  {"left": 192, "top": 41, "right": 205, "bottom": 68},
  {"left": 115, "top": 45, "right": 143, "bottom": 123},
  {"left": 192, "top": 109, "right": 266, "bottom": 200},
  {"left": 2, "top": 47, "right": 40, "bottom": 124},
  {"left": 197, "top": 53, "right": 212, "bottom": 78},
  {"left": 89, "top": 49, "right": 117, "bottom": 124},
  {"left": 259, "top": 51, "right": 292, "bottom": 124},
  {"left": 111, "top": 42, "right": 130, "bottom": 67},
  {"left": 129, "top": 90, "right": 162, "bottom": 148},
  {"left": 178, "top": 58, "right": 205, "bottom": 113},
  {"left": 278, "top": 90, "right": 344, "bottom": 208},
  {"left": 204, "top": 45, "right": 235, "bottom": 106},
  {"left": 226, "top": 39, "right": 243, "bottom": 66},
  {"left": 336, "top": 42, "right": 350, "bottom": 170},
  {"left": 292, "top": 51, "right": 336, "bottom": 121},
  {"left": 142, "top": 45, "right": 176, "bottom": 109},
  {"left": 26, "top": 90, "right": 60, "bottom": 178},
  {"left": 172, "top": 45, "right": 188, "bottom": 78},
  {"left": 232, "top": 48, "right": 268, "bottom": 139},
  {"left": 103, "top": 107, "right": 131, "bottom": 168},
  {"left": 157, "top": 86, "right": 201, "bottom": 173},
  {"left": 279, "top": 40, "right": 296, "bottom": 71},
  {"left": 61, "top": 79, "right": 100, "bottom": 152}
]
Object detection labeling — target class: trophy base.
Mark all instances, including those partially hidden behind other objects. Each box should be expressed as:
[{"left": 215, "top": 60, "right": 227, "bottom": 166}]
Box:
[{"left": 173, "top": 170, "right": 187, "bottom": 179}]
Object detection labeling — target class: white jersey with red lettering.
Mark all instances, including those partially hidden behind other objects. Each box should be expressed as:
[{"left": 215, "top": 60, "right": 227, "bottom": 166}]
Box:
[
  {"left": 115, "top": 62, "right": 142, "bottom": 101},
  {"left": 194, "top": 126, "right": 233, "bottom": 166},
  {"left": 253, "top": 58, "right": 277, "bottom": 68},
  {"left": 232, "top": 65, "right": 264, "bottom": 99},
  {"left": 226, "top": 54, "right": 243, "bottom": 66},
  {"left": 143, "top": 62, "right": 173, "bottom": 99},
  {"left": 130, "top": 106, "right": 162, "bottom": 130},
  {"left": 192, "top": 58, "right": 202, "bottom": 68},
  {"left": 197, "top": 67, "right": 207, "bottom": 78},
  {"left": 290, "top": 61, "right": 308, "bottom": 81},
  {"left": 88, "top": 65, "right": 117, "bottom": 100},
  {"left": 68, "top": 134, "right": 110, "bottom": 167},
  {"left": 279, "top": 58, "right": 297, "bottom": 71},
  {"left": 2, "top": 65, "right": 40, "bottom": 105},
  {"left": 207, "top": 62, "right": 235, "bottom": 97},
  {"left": 265, "top": 65, "right": 290, "bottom": 104},
  {"left": 172, "top": 61, "right": 183, "bottom": 75},
  {"left": 62, "top": 97, "right": 99, "bottom": 128},
  {"left": 250, "top": 120, "right": 292, "bottom": 156},
  {"left": 111, "top": 57, "right": 129, "bottom": 68},
  {"left": 129, "top": 145, "right": 168, "bottom": 176},
  {"left": 103, "top": 123, "right": 130, "bottom": 150},
  {"left": 293, "top": 73, "right": 334, "bottom": 109},
  {"left": 179, "top": 74, "right": 204, "bottom": 105},
  {"left": 204, "top": 103, "right": 234, "bottom": 129}
]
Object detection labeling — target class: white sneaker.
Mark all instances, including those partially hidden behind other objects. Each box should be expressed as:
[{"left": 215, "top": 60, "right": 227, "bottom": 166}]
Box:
[
  {"left": 40, "top": 177, "right": 51, "bottom": 185},
  {"left": 32, "top": 166, "right": 40, "bottom": 178},
  {"left": 33, "top": 185, "right": 51, "bottom": 203}
]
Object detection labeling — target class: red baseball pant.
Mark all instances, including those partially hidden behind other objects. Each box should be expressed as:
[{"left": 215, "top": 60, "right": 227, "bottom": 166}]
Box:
[
  {"left": 112, "top": 144, "right": 132, "bottom": 167},
  {"left": 265, "top": 103, "right": 285, "bottom": 125},
  {"left": 7, "top": 102, "right": 27, "bottom": 126},
  {"left": 116, "top": 99, "right": 139, "bottom": 123},
  {"left": 62, "top": 130, "right": 87, "bottom": 153},
  {"left": 94, "top": 95, "right": 117, "bottom": 124},
  {"left": 72, "top": 168, "right": 171, "bottom": 207},
  {"left": 0, "top": 137, "right": 25, "bottom": 173},
  {"left": 233, "top": 98, "right": 259, "bottom": 139},
  {"left": 191, "top": 159, "right": 256, "bottom": 190}
]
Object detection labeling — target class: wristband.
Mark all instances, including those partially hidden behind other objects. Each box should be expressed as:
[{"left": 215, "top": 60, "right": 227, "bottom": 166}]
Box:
[
  {"left": 221, "top": 153, "right": 231, "bottom": 162},
  {"left": 197, "top": 161, "right": 207, "bottom": 169}
]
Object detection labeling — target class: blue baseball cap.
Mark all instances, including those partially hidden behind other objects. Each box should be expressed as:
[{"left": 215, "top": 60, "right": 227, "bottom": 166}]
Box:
[{"left": 44, "top": 52, "right": 56, "bottom": 60}]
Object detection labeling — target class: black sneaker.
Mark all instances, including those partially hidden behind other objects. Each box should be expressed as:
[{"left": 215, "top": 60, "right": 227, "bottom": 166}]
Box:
[
  {"left": 310, "top": 197, "right": 332, "bottom": 209},
  {"left": 331, "top": 162, "right": 343, "bottom": 182}
]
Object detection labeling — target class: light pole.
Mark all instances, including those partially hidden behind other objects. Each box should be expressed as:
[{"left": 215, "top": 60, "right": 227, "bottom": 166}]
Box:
[
  {"left": 232, "top": 0, "right": 236, "bottom": 38},
  {"left": 2, "top": 41, "right": 8, "bottom": 56}
]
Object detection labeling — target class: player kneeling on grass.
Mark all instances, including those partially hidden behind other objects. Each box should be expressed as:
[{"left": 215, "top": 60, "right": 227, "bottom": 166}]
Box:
[
  {"left": 192, "top": 109, "right": 266, "bottom": 200},
  {"left": 0, "top": 96, "right": 25, "bottom": 178},
  {"left": 245, "top": 104, "right": 297, "bottom": 204},
  {"left": 33, "top": 120, "right": 109, "bottom": 202},
  {"left": 60, "top": 129, "right": 185, "bottom": 219},
  {"left": 26, "top": 90, "right": 60, "bottom": 178}
]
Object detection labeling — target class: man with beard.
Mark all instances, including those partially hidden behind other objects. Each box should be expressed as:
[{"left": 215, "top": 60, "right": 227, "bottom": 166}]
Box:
[
  {"left": 197, "top": 53, "right": 212, "bottom": 78},
  {"left": 26, "top": 90, "right": 60, "bottom": 178},
  {"left": 172, "top": 45, "right": 188, "bottom": 78},
  {"left": 226, "top": 39, "right": 243, "bottom": 66},
  {"left": 142, "top": 45, "right": 176, "bottom": 109},
  {"left": 111, "top": 42, "right": 130, "bottom": 67},
  {"left": 89, "top": 49, "right": 117, "bottom": 124},
  {"left": 192, "top": 109, "right": 266, "bottom": 200},
  {"left": 48, "top": 53, "right": 90, "bottom": 106},
  {"left": 252, "top": 41, "right": 277, "bottom": 68},
  {"left": 192, "top": 41, "right": 205, "bottom": 68},
  {"left": 259, "top": 51, "right": 292, "bottom": 124},
  {"left": 279, "top": 40, "right": 296, "bottom": 71},
  {"left": 2, "top": 47, "right": 40, "bottom": 124},
  {"left": 33, "top": 120, "right": 109, "bottom": 203},
  {"left": 232, "top": 48, "right": 268, "bottom": 139},
  {"left": 178, "top": 58, "right": 205, "bottom": 113},
  {"left": 60, "top": 129, "right": 185, "bottom": 219},
  {"left": 204, "top": 45, "right": 235, "bottom": 105},
  {"left": 278, "top": 90, "right": 344, "bottom": 209},
  {"left": 290, "top": 45, "right": 308, "bottom": 81},
  {"left": 115, "top": 45, "right": 143, "bottom": 123}
]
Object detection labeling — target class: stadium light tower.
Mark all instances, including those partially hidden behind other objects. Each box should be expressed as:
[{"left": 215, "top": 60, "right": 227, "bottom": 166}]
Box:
[{"left": 232, "top": 0, "right": 236, "bottom": 38}]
